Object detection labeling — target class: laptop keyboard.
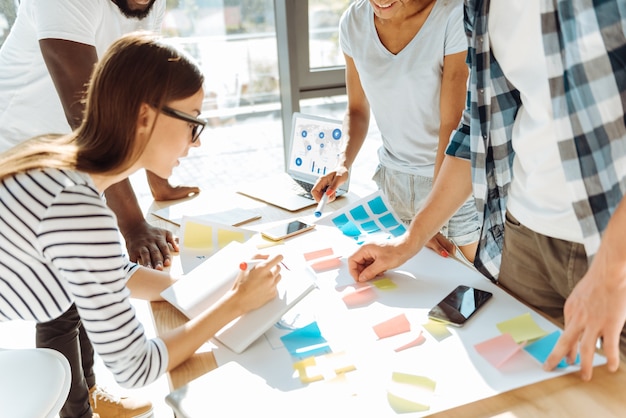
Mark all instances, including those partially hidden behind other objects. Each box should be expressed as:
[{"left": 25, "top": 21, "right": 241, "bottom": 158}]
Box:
[
  {"left": 293, "top": 178, "right": 347, "bottom": 199},
  {"left": 292, "top": 180, "right": 313, "bottom": 199}
]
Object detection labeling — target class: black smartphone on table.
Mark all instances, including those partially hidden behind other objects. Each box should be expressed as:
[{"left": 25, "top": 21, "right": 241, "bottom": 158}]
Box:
[{"left": 428, "top": 285, "right": 493, "bottom": 327}]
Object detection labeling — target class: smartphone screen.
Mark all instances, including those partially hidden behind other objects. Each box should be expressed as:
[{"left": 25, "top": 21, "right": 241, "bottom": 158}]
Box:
[
  {"left": 261, "top": 220, "right": 315, "bottom": 241},
  {"left": 428, "top": 285, "right": 493, "bottom": 327}
]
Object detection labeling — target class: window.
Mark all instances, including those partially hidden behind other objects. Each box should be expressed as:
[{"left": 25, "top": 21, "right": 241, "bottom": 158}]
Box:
[
  {"left": 275, "top": 0, "right": 352, "bottom": 164},
  {"left": 0, "top": 0, "right": 18, "bottom": 46},
  {"left": 0, "top": 0, "right": 353, "bottom": 174},
  {"left": 308, "top": 0, "right": 349, "bottom": 70},
  {"left": 162, "top": 0, "right": 280, "bottom": 121}
]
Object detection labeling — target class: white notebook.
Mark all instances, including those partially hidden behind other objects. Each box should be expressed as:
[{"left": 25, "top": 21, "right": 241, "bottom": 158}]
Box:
[{"left": 160, "top": 241, "right": 317, "bottom": 353}]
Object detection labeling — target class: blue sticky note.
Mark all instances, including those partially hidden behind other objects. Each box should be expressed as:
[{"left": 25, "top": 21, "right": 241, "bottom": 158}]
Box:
[
  {"left": 339, "top": 220, "right": 362, "bottom": 237},
  {"left": 378, "top": 213, "right": 400, "bottom": 229},
  {"left": 368, "top": 196, "right": 388, "bottom": 214},
  {"left": 280, "top": 321, "right": 331, "bottom": 359},
  {"left": 360, "top": 220, "right": 380, "bottom": 233},
  {"left": 389, "top": 224, "right": 407, "bottom": 237},
  {"left": 349, "top": 205, "right": 369, "bottom": 221},
  {"left": 523, "top": 330, "right": 580, "bottom": 368},
  {"left": 331, "top": 213, "right": 350, "bottom": 228}
]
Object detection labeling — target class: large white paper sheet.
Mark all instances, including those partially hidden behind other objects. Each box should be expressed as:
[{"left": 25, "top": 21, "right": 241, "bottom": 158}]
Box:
[{"left": 176, "top": 225, "right": 606, "bottom": 416}]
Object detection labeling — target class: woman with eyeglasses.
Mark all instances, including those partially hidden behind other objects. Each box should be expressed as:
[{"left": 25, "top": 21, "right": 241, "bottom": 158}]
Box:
[{"left": 0, "top": 32, "right": 283, "bottom": 390}]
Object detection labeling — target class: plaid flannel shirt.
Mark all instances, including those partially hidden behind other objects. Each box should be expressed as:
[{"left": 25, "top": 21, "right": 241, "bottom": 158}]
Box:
[{"left": 447, "top": 0, "right": 626, "bottom": 282}]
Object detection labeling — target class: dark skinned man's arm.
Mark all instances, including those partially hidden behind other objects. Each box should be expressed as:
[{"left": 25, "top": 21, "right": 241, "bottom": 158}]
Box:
[{"left": 39, "top": 38, "right": 178, "bottom": 269}]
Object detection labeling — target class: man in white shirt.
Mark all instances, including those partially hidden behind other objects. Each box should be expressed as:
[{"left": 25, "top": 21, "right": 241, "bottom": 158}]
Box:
[{"left": 0, "top": 0, "right": 197, "bottom": 416}]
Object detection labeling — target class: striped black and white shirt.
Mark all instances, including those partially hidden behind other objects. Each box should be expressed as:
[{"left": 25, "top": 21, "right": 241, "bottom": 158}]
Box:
[{"left": 0, "top": 168, "right": 168, "bottom": 388}]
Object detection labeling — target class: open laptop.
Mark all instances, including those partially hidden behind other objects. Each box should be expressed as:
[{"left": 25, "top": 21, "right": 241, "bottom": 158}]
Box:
[{"left": 237, "top": 112, "right": 349, "bottom": 211}]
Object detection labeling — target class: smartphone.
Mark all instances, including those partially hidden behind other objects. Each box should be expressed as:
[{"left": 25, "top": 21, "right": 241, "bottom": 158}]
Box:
[
  {"left": 261, "top": 220, "right": 315, "bottom": 241},
  {"left": 427, "top": 285, "right": 493, "bottom": 327}
]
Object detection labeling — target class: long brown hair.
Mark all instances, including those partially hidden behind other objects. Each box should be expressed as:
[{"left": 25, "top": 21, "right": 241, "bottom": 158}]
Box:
[{"left": 0, "top": 31, "right": 204, "bottom": 179}]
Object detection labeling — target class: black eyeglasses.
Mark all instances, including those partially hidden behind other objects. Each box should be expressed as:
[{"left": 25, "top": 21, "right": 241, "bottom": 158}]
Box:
[{"left": 160, "top": 106, "right": 208, "bottom": 143}]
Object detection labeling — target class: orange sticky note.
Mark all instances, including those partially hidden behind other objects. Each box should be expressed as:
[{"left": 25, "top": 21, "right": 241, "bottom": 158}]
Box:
[
  {"left": 342, "top": 285, "right": 377, "bottom": 308},
  {"left": 373, "top": 313, "right": 411, "bottom": 339},
  {"left": 394, "top": 331, "right": 426, "bottom": 352},
  {"left": 310, "top": 256, "right": 342, "bottom": 272},
  {"left": 475, "top": 333, "right": 525, "bottom": 368},
  {"left": 303, "top": 247, "right": 334, "bottom": 261}
]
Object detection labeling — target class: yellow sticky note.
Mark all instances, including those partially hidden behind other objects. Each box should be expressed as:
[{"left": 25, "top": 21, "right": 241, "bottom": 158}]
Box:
[
  {"left": 257, "top": 239, "right": 284, "bottom": 249},
  {"left": 217, "top": 229, "right": 246, "bottom": 248},
  {"left": 423, "top": 319, "right": 452, "bottom": 342},
  {"left": 293, "top": 357, "right": 323, "bottom": 383},
  {"left": 371, "top": 277, "right": 397, "bottom": 290},
  {"left": 292, "top": 352, "right": 356, "bottom": 384},
  {"left": 496, "top": 312, "right": 548, "bottom": 344},
  {"left": 183, "top": 222, "right": 213, "bottom": 249},
  {"left": 387, "top": 372, "right": 436, "bottom": 413},
  {"left": 320, "top": 351, "right": 356, "bottom": 376}
]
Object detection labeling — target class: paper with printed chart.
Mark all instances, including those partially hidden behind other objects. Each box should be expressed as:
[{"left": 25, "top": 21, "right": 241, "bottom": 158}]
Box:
[{"left": 315, "top": 190, "right": 406, "bottom": 242}]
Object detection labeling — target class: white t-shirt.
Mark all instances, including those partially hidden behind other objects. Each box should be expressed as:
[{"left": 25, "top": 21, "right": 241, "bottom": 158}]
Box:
[
  {"left": 489, "top": 0, "right": 583, "bottom": 243},
  {"left": 340, "top": 0, "right": 466, "bottom": 177},
  {"left": 0, "top": 0, "right": 165, "bottom": 151}
]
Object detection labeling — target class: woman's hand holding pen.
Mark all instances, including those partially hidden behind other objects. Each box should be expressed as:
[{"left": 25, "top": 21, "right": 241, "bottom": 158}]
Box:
[{"left": 231, "top": 254, "right": 284, "bottom": 313}]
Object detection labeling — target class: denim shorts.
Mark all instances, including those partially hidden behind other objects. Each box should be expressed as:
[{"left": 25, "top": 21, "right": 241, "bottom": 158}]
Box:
[{"left": 372, "top": 164, "right": 481, "bottom": 246}]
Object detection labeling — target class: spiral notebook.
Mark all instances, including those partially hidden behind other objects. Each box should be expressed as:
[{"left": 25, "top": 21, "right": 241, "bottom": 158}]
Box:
[{"left": 160, "top": 241, "right": 317, "bottom": 353}]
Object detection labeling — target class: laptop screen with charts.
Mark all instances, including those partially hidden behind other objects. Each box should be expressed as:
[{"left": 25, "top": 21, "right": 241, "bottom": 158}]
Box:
[{"left": 237, "top": 112, "right": 349, "bottom": 211}]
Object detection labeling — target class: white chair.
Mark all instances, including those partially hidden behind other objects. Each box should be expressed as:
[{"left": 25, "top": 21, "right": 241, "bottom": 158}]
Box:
[{"left": 0, "top": 347, "right": 71, "bottom": 418}]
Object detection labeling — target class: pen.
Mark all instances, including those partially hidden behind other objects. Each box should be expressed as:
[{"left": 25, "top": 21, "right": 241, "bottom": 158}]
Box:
[
  {"left": 240, "top": 259, "right": 290, "bottom": 271},
  {"left": 239, "top": 259, "right": 264, "bottom": 271},
  {"left": 314, "top": 192, "right": 329, "bottom": 218}
]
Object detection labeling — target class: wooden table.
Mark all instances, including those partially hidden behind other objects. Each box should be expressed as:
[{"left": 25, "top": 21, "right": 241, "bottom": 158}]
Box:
[
  {"left": 147, "top": 191, "right": 626, "bottom": 417},
  {"left": 147, "top": 188, "right": 368, "bottom": 389}
]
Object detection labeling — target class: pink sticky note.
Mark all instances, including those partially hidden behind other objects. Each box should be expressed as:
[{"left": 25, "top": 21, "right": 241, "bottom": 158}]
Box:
[
  {"left": 373, "top": 313, "right": 411, "bottom": 339},
  {"left": 474, "top": 333, "right": 524, "bottom": 368},
  {"left": 342, "top": 286, "right": 377, "bottom": 308},
  {"left": 310, "top": 256, "right": 342, "bottom": 272},
  {"left": 303, "top": 247, "right": 334, "bottom": 261},
  {"left": 394, "top": 331, "right": 426, "bottom": 352}
]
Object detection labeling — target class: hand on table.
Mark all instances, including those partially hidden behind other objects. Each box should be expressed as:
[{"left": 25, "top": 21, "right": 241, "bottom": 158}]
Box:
[
  {"left": 348, "top": 237, "right": 416, "bottom": 283},
  {"left": 544, "top": 254, "right": 626, "bottom": 381},
  {"left": 125, "top": 220, "right": 179, "bottom": 270},
  {"left": 348, "top": 228, "right": 457, "bottom": 283}
]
